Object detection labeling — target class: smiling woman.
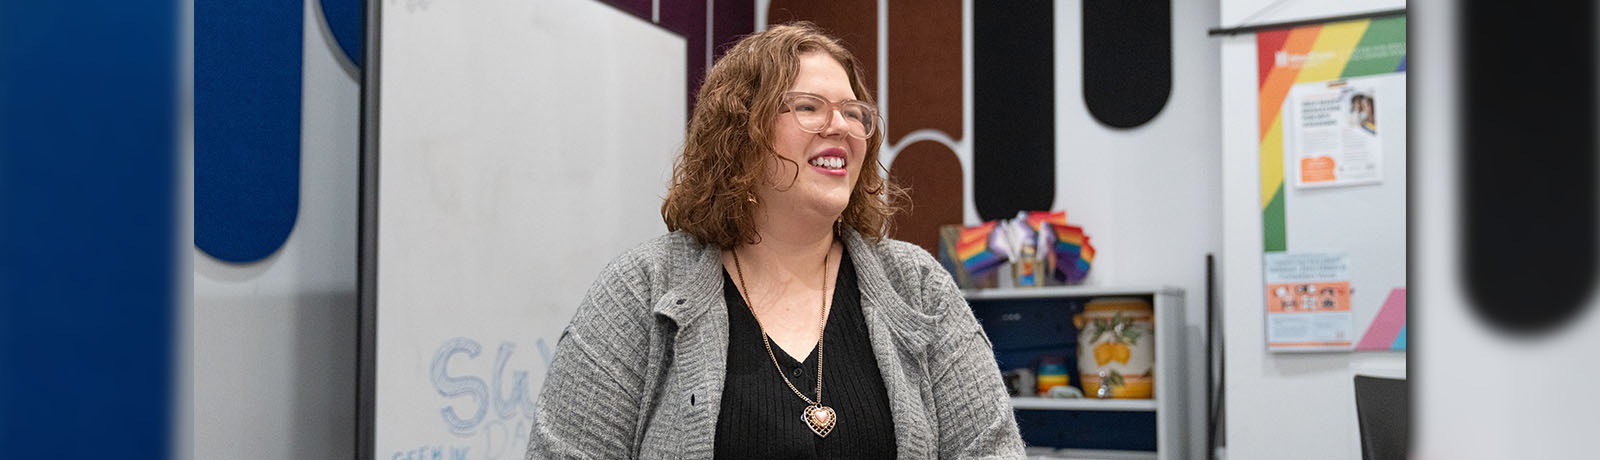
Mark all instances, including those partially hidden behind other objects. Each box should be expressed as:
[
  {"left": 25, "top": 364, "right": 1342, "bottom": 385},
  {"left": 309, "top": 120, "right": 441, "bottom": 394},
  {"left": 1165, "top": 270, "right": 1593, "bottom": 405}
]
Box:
[
  {"left": 527, "top": 22, "right": 1026, "bottom": 459},
  {"left": 659, "top": 23, "right": 898, "bottom": 250}
]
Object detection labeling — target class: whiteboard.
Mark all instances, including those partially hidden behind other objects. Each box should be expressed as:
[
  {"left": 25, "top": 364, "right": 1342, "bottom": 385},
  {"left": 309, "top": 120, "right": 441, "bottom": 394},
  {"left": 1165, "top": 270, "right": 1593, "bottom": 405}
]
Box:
[{"left": 372, "top": 0, "right": 685, "bottom": 458}]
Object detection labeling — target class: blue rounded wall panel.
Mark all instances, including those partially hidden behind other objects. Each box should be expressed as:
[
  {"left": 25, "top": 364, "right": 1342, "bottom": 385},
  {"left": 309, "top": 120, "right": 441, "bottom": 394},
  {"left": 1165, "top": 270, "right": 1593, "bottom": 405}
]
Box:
[
  {"left": 320, "top": 0, "right": 363, "bottom": 67},
  {"left": 195, "top": 0, "right": 304, "bottom": 263}
]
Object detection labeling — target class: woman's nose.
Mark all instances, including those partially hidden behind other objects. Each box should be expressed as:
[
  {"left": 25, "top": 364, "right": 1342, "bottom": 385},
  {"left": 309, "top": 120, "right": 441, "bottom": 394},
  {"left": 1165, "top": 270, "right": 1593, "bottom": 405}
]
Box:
[{"left": 820, "top": 108, "right": 849, "bottom": 136}]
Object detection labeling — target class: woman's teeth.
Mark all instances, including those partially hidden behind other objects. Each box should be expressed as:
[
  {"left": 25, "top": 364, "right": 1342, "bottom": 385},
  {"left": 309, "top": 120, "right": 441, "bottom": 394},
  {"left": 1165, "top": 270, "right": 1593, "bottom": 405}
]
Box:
[{"left": 809, "top": 156, "right": 844, "bottom": 169}]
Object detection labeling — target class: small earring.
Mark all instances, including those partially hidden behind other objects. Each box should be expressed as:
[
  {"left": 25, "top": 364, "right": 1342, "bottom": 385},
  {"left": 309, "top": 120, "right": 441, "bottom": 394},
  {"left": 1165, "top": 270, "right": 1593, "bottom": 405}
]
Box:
[{"left": 747, "top": 194, "right": 759, "bottom": 205}]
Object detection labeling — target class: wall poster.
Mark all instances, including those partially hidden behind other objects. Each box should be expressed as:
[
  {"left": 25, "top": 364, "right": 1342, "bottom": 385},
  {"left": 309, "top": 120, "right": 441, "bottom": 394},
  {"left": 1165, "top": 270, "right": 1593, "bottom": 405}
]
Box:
[
  {"left": 1257, "top": 16, "right": 1407, "bottom": 352},
  {"left": 1288, "top": 82, "right": 1383, "bottom": 188},
  {"left": 1264, "top": 251, "right": 1353, "bottom": 351}
]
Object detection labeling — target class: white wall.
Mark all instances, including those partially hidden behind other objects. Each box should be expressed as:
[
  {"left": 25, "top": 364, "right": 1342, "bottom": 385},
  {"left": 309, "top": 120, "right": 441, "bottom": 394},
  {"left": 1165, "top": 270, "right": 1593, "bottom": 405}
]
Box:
[
  {"left": 1220, "top": 0, "right": 1401, "bottom": 27},
  {"left": 1218, "top": 1, "right": 1407, "bottom": 460},
  {"left": 1051, "top": 1, "right": 1223, "bottom": 458},
  {"left": 191, "top": 1, "right": 361, "bottom": 458}
]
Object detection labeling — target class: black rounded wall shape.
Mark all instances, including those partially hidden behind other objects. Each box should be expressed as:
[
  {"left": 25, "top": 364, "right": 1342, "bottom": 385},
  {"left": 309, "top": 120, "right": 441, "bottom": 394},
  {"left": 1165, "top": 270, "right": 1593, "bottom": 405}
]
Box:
[
  {"left": 1082, "top": 0, "right": 1171, "bottom": 129},
  {"left": 1462, "top": 0, "right": 1595, "bottom": 334},
  {"left": 974, "top": 0, "right": 1055, "bottom": 221}
]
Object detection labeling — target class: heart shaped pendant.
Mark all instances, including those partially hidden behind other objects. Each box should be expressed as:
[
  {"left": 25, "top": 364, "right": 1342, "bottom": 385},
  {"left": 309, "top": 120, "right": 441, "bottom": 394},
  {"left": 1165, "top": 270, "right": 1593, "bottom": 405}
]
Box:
[{"left": 802, "top": 405, "right": 836, "bottom": 437}]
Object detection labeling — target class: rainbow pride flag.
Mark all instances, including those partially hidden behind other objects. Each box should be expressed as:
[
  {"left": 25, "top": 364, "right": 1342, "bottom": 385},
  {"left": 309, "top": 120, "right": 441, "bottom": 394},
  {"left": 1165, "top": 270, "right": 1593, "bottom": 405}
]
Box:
[
  {"left": 956, "top": 221, "right": 1006, "bottom": 276},
  {"left": 1047, "top": 223, "right": 1096, "bottom": 283},
  {"left": 1025, "top": 210, "right": 1068, "bottom": 231}
]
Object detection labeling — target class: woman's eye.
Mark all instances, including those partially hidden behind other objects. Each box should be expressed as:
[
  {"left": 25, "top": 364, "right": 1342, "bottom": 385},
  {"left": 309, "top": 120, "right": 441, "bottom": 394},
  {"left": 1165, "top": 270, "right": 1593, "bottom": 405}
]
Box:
[{"left": 794, "top": 104, "right": 819, "bottom": 112}]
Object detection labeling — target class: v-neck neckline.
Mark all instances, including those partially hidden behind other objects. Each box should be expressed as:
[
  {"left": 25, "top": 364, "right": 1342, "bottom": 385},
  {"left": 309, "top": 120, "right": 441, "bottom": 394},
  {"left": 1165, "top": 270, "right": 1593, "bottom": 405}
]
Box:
[{"left": 721, "top": 245, "right": 854, "bottom": 367}]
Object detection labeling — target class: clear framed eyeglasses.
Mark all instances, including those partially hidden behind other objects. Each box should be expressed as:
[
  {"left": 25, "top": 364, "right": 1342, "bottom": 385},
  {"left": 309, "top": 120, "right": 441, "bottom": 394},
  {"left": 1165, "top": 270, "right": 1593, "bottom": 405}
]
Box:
[{"left": 781, "top": 91, "right": 878, "bottom": 139}]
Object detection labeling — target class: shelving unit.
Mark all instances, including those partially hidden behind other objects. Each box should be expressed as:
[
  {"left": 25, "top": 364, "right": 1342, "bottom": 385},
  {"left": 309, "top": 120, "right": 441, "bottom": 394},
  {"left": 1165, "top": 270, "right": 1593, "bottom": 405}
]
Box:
[{"left": 964, "top": 285, "right": 1185, "bottom": 460}]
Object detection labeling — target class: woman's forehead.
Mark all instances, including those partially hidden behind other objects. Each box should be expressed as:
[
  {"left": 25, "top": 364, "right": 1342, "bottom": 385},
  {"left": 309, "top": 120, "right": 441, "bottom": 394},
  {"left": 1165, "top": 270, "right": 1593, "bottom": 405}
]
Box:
[{"left": 789, "top": 53, "right": 856, "bottom": 101}]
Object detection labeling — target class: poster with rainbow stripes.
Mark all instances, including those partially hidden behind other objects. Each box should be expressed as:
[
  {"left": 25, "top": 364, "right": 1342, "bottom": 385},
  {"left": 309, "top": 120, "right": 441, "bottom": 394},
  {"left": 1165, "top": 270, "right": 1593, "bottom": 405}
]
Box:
[{"left": 1257, "top": 16, "right": 1408, "bottom": 352}]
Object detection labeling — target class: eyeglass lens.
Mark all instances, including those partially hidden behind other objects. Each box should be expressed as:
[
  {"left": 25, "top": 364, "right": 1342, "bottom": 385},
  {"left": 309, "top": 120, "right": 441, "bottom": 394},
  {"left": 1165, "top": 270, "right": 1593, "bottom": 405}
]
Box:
[{"left": 788, "top": 94, "right": 875, "bottom": 138}]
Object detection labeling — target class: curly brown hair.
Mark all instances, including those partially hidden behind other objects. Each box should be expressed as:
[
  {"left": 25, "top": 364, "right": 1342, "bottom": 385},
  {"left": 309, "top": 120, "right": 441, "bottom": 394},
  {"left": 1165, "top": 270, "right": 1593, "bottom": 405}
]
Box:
[{"left": 660, "top": 22, "right": 905, "bottom": 248}]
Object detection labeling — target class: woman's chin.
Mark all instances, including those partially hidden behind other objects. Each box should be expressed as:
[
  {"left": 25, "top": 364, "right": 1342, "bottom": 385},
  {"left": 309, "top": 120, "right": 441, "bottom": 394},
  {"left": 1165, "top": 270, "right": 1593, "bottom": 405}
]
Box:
[
  {"left": 819, "top": 204, "right": 853, "bottom": 226},
  {"left": 814, "top": 189, "right": 853, "bottom": 213}
]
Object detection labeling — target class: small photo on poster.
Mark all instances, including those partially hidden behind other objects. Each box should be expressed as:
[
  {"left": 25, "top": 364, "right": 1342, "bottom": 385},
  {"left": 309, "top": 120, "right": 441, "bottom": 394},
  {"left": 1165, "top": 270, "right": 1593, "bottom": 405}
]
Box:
[{"left": 1349, "top": 91, "right": 1376, "bottom": 135}]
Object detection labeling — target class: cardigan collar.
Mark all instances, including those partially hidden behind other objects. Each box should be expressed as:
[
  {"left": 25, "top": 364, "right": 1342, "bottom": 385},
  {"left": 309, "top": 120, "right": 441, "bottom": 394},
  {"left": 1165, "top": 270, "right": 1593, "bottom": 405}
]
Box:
[
  {"left": 649, "top": 228, "right": 931, "bottom": 350},
  {"left": 648, "top": 232, "right": 724, "bottom": 326}
]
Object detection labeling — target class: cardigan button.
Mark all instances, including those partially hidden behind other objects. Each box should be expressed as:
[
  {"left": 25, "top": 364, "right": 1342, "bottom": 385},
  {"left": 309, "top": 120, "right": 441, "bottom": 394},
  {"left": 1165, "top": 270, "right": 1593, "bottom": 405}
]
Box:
[
  {"left": 675, "top": 298, "right": 686, "bottom": 305},
  {"left": 791, "top": 366, "right": 804, "bottom": 377}
]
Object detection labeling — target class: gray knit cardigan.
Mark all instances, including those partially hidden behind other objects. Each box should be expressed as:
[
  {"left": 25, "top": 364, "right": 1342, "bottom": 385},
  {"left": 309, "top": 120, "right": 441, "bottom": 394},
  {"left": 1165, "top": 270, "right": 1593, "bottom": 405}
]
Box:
[{"left": 526, "top": 229, "right": 1025, "bottom": 459}]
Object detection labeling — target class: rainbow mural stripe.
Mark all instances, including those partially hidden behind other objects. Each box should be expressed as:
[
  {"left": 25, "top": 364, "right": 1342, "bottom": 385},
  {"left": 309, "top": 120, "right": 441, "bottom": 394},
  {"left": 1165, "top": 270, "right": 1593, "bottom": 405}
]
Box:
[
  {"left": 1257, "top": 17, "right": 1406, "bottom": 251},
  {"left": 1355, "top": 288, "right": 1408, "bottom": 351}
]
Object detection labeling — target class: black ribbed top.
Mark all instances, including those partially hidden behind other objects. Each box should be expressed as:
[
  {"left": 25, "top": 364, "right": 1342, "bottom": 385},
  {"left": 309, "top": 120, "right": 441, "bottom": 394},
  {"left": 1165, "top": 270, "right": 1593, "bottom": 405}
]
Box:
[{"left": 714, "top": 247, "right": 897, "bottom": 459}]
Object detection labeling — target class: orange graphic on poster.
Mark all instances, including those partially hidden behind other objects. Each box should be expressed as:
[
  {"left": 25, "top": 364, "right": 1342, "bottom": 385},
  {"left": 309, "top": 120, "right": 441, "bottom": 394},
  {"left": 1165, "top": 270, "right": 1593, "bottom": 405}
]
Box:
[
  {"left": 1299, "top": 156, "right": 1336, "bottom": 183},
  {"left": 1266, "top": 281, "right": 1350, "bottom": 313}
]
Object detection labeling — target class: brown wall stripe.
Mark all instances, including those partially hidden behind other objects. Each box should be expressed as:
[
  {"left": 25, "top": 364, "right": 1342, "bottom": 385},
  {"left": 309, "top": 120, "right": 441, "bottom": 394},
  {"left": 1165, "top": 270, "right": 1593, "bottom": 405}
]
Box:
[
  {"left": 767, "top": 0, "right": 879, "bottom": 99},
  {"left": 887, "top": 0, "right": 963, "bottom": 144},
  {"left": 888, "top": 141, "right": 964, "bottom": 255}
]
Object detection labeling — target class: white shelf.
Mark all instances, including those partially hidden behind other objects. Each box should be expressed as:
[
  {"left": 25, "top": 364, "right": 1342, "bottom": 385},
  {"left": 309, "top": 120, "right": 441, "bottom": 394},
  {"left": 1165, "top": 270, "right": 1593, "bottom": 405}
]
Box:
[
  {"left": 962, "top": 285, "right": 1183, "bottom": 301},
  {"left": 1009, "top": 397, "right": 1158, "bottom": 411},
  {"left": 1025, "top": 447, "right": 1158, "bottom": 460}
]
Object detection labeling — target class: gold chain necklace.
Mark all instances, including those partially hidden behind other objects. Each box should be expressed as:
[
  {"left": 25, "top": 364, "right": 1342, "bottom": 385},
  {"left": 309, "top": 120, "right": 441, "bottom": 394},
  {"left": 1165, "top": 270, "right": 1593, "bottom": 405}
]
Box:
[{"left": 731, "top": 246, "right": 836, "bottom": 438}]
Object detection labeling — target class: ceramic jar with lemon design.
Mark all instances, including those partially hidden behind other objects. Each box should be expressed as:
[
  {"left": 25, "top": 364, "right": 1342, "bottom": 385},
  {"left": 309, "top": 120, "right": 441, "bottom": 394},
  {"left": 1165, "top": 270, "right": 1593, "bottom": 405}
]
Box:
[{"left": 1074, "top": 297, "right": 1155, "bottom": 399}]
